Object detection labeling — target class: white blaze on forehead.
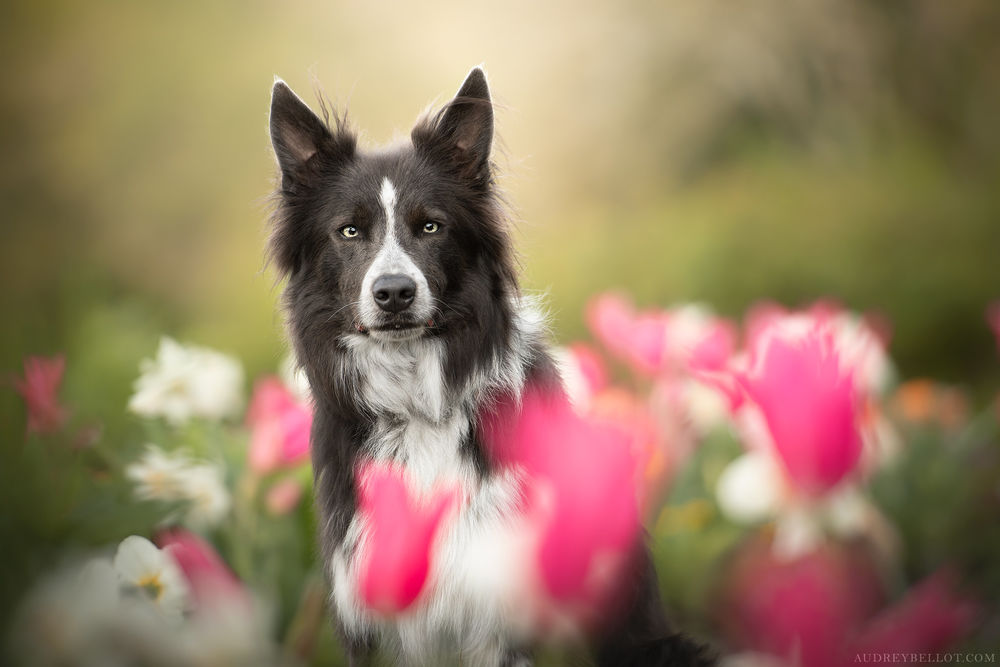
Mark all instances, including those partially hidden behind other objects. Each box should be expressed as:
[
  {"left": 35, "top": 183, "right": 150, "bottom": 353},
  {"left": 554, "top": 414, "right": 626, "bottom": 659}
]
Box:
[
  {"left": 379, "top": 177, "right": 398, "bottom": 235},
  {"left": 375, "top": 177, "right": 403, "bottom": 266},
  {"left": 358, "top": 177, "right": 433, "bottom": 327}
]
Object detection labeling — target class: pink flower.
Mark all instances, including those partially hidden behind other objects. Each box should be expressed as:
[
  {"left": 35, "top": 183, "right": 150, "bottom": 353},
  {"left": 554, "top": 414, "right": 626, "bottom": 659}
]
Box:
[
  {"left": 265, "top": 478, "right": 304, "bottom": 515},
  {"left": 720, "top": 536, "right": 977, "bottom": 667},
  {"left": 663, "top": 305, "right": 737, "bottom": 374},
  {"left": 246, "top": 376, "right": 312, "bottom": 474},
  {"left": 850, "top": 570, "right": 977, "bottom": 657},
  {"left": 355, "top": 462, "right": 459, "bottom": 615},
  {"left": 987, "top": 301, "right": 1000, "bottom": 354},
  {"left": 157, "top": 529, "right": 245, "bottom": 606},
  {"left": 586, "top": 292, "right": 669, "bottom": 375},
  {"left": 567, "top": 343, "right": 609, "bottom": 395},
  {"left": 718, "top": 537, "right": 884, "bottom": 667},
  {"left": 745, "top": 301, "right": 892, "bottom": 396},
  {"left": 479, "top": 387, "right": 642, "bottom": 617},
  {"left": 589, "top": 387, "right": 670, "bottom": 509},
  {"left": 740, "top": 322, "right": 863, "bottom": 496},
  {"left": 586, "top": 293, "right": 738, "bottom": 378},
  {"left": 13, "top": 355, "right": 69, "bottom": 435}
]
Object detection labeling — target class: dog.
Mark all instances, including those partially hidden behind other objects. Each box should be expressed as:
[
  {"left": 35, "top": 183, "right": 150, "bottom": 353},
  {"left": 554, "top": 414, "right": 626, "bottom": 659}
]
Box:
[{"left": 267, "top": 67, "right": 713, "bottom": 666}]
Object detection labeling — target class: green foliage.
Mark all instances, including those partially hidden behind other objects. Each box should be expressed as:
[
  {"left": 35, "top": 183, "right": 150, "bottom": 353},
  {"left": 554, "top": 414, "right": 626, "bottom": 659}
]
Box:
[
  {"left": 651, "top": 429, "right": 745, "bottom": 628},
  {"left": 870, "top": 411, "right": 1000, "bottom": 599}
]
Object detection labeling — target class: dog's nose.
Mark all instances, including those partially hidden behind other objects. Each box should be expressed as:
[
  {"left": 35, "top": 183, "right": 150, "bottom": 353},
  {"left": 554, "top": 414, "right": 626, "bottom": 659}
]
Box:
[{"left": 372, "top": 274, "right": 417, "bottom": 313}]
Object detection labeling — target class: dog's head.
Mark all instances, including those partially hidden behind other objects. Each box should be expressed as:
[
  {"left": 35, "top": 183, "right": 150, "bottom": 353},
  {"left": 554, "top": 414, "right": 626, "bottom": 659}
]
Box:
[{"left": 268, "top": 68, "right": 515, "bottom": 344}]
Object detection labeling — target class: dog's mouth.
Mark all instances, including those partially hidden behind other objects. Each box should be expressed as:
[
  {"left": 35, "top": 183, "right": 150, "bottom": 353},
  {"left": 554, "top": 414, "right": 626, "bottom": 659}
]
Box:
[{"left": 355, "top": 317, "right": 435, "bottom": 336}]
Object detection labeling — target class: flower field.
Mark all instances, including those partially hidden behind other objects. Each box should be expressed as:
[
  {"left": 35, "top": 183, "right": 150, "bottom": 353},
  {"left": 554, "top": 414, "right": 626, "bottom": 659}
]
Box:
[{"left": 3, "top": 294, "right": 998, "bottom": 666}]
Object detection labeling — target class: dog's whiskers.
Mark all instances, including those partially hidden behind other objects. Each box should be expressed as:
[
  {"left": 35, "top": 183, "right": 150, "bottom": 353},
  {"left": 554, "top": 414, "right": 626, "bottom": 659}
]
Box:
[{"left": 322, "top": 300, "right": 363, "bottom": 325}]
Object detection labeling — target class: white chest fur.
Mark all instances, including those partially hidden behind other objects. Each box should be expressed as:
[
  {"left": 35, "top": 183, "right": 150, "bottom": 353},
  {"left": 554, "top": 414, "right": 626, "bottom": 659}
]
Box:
[
  {"left": 330, "top": 334, "right": 528, "bottom": 664},
  {"left": 343, "top": 335, "right": 450, "bottom": 422}
]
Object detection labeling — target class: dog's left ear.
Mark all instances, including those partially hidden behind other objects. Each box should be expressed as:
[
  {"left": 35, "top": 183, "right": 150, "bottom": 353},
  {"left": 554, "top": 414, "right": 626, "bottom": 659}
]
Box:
[{"left": 413, "top": 67, "right": 493, "bottom": 183}]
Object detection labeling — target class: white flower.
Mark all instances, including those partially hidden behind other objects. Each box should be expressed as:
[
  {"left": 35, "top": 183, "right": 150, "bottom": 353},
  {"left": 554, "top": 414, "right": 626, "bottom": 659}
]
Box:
[
  {"left": 772, "top": 506, "right": 824, "bottom": 561},
  {"left": 10, "top": 543, "right": 277, "bottom": 666},
  {"left": 126, "top": 445, "right": 232, "bottom": 529},
  {"left": 114, "top": 535, "right": 190, "bottom": 622},
  {"left": 129, "top": 337, "right": 244, "bottom": 425},
  {"left": 178, "top": 594, "right": 279, "bottom": 667},
  {"left": 716, "top": 450, "right": 786, "bottom": 524},
  {"left": 9, "top": 558, "right": 124, "bottom": 666},
  {"left": 180, "top": 463, "right": 231, "bottom": 529},
  {"left": 126, "top": 445, "right": 190, "bottom": 503}
]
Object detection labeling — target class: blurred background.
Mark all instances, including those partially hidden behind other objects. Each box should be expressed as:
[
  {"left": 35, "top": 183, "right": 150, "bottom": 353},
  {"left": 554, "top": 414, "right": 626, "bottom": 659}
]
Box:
[
  {"left": 2, "top": 0, "right": 999, "bottom": 665},
  {"left": 4, "top": 0, "right": 1000, "bottom": 397}
]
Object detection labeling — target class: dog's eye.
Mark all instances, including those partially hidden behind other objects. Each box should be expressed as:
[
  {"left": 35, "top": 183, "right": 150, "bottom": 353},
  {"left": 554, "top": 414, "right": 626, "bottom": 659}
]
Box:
[
  {"left": 422, "top": 221, "right": 440, "bottom": 234},
  {"left": 339, "top": 225, "right": 359, "bottom": 239}
]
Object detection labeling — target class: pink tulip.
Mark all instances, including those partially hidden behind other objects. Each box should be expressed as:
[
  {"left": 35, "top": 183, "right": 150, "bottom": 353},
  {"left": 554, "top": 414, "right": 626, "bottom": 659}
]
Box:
[
  {"left": 745, "top": 301, "right": 891, "bottom": 396},
  {"left": 740, "top": 322, "right": 863, "bottom": 495},
  {"left": 266, "top": 477, "right": 304, "bottom": 515},
  {"left": 850, "top": 570, "right": 977, "bottom": 657},
  {"left": 685, "top": 319, "right": 737, "bottom": 373},
  {"left": 721, "top": 536, "right": 977, "bottom": 667},
  {"left": 589, "top": 387, "right": 670, "bottom": 509},
  {"left": 246, "top": 376, "right": 312, "bottom": 474},
  {"left": 13, "top": 355, "right": 69, "bottom": 435},
  {"left": 718, "top": 536, "right": 884, "bottom": 667},
  {"left": 658, "top": 305, "right": 737, "bottom": 375},
  {"left": 586, "top": 292, "right": 669, "bottom": 375},
  {"left": 566, "top": 343, "right": 609, "bottom": 396},
  {"left": 987, "top": 301, "right": 1000, "bottom": 354},
  {"left": 585, "top": 292, "right": 635, "bottom": 360},
  {"left": 355, "top": 462, "right": 459, "bottom": 615},
  {"left": 587, "top": 293, "right": 739, "bottom": 378},
  {"left": 157, "top": 529, "right": 245, "bottom": 605},
  {"left": 479, "top": 387, "right": 642, "bottom": 617}
]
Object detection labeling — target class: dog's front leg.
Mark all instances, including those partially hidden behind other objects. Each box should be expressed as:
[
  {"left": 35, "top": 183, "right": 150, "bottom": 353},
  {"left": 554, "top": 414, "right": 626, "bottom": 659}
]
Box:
[{"left": 593, "top": 545, "right": 715, "bottom": 667}]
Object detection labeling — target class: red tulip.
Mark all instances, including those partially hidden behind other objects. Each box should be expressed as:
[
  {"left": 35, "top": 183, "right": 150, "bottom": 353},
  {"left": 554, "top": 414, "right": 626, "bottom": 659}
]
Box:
[
  {"left": 355, "top": 462, "right": 458, "bottom": 615},
  {"left": 740, "top": 322, "right": 863, "bottom": 496},
  {"left": 13, "top": 355, "right": 69, "bottom": 435},
  {"left": 246, "top": 376, "right": 312, "bottom": 473}
]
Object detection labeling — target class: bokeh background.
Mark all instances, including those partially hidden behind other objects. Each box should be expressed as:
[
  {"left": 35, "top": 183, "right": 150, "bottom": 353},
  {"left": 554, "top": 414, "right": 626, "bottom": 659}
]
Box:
[{"left": 3, "top": 0, "right": 1000, "bottom": 665}]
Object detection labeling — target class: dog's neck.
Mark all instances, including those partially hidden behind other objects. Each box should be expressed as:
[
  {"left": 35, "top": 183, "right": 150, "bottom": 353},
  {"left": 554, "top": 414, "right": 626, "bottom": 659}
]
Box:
[{"left": 334, "top": 294, "right": 548, "bottom": 425}]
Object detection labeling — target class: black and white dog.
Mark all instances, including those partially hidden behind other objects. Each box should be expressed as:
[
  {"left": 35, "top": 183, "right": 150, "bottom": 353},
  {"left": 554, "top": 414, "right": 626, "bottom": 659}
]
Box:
[{"left": 267, "top": 67, "right": 711, "bottom": 666}]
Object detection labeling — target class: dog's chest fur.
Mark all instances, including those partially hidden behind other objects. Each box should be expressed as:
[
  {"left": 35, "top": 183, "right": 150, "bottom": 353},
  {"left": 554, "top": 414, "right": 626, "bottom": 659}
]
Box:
[{"left": 329, "top": 331, "right": 534, "bottom": 664}]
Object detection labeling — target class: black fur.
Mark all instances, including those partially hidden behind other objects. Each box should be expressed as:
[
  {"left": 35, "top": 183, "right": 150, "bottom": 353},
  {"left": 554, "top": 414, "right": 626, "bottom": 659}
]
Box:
[{"left": 267, "top": 68, "right": 713, "bottom": 666}]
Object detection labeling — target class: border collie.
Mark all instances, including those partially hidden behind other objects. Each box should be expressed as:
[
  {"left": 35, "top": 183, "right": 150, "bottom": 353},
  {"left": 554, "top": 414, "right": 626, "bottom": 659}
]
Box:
[{"left": 267, "top": 67, "right": 712, "bottom": 667}]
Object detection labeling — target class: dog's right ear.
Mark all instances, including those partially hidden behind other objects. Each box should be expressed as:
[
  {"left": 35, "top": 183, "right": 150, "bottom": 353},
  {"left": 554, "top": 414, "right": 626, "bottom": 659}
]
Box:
[{"left": 269, "top": 80, "right": 354, "bottom": 189}]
